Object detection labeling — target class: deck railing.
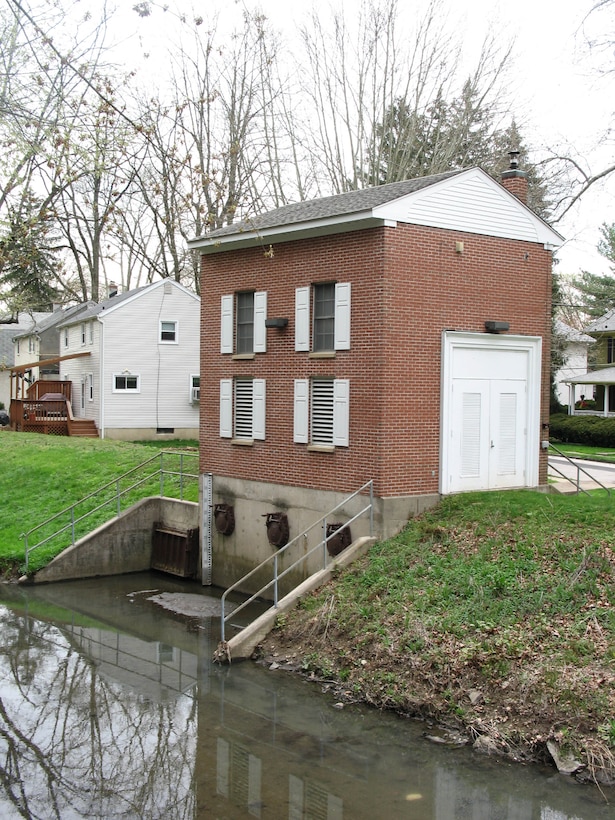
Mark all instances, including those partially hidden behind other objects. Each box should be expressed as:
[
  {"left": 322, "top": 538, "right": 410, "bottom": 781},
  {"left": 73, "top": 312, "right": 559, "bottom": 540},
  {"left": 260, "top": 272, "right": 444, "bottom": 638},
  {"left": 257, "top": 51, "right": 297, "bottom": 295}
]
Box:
[
  {"left": 22, "top": 450, "right": 199, "bottom": 571},
  {"left": 219, "top": 479, "right": 374, "bottom": 643}
]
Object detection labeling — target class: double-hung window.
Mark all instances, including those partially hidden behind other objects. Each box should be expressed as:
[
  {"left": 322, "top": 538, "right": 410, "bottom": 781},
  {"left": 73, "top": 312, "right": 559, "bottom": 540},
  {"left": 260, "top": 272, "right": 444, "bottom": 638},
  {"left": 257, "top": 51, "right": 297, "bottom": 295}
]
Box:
[
  {"left": 220, "top": 378, "right": 266, "bottom": 441},
  {"left": 160, "top": 320, "right": 178, "bottom": 343},
  {"left": 294, "top": 378, "right": 349, "bottom": 447},
  {"left": 295, "top": 283, "right": 351, "bottom": 353},
  {"left": 221, "top": 292, "right": 267, "bottom": 354}
]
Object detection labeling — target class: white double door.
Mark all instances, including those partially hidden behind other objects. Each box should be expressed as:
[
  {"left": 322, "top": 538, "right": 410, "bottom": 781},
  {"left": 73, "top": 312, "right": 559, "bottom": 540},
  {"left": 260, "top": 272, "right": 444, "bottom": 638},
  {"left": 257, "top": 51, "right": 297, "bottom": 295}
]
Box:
[
  {"left": 441, "top": 332, "right": 541, "bottom": 495},
  {"left": 451, "top": 378, "right": 526, "bottom": 492}
]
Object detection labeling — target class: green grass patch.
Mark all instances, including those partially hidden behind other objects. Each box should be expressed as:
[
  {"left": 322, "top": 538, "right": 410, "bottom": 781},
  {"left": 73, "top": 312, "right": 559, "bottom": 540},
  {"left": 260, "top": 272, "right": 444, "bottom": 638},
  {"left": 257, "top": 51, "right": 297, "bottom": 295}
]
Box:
[
  {"left": 277, "top": 489, "right": 615, "bottom": 763},
  {"left": 0, "top": 431, "right": 199, "bottom": 573}
]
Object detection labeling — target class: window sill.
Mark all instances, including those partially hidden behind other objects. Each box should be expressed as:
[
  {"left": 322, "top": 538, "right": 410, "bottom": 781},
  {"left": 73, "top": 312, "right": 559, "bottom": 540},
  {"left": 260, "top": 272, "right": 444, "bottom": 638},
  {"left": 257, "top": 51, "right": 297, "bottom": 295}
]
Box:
[
  {"left": 232, "top": 353, "right": 255, "bottom": 360},
  {"left": 307, "top": 444, "right": 335, "bottom": 453},
  {"left": 308, "top": 351, "right": 335, "bottom": 359},
  {"left": 231, "top": 438, "right": 254, "bottom": 446}
]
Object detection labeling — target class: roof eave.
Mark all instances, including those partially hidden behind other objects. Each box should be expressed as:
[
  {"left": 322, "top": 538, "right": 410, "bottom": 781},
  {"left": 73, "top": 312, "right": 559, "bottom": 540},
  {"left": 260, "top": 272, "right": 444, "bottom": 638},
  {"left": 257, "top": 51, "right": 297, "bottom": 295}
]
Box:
[{"left": 188, "top": 212, "right": 395, "bottom": 254}]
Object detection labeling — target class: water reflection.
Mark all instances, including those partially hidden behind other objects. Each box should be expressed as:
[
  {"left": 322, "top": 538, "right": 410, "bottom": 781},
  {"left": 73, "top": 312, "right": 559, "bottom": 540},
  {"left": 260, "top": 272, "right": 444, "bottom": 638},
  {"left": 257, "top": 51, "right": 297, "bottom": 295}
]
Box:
[{"left": 0, "top": 574, "right": 612, "bottom": 819}]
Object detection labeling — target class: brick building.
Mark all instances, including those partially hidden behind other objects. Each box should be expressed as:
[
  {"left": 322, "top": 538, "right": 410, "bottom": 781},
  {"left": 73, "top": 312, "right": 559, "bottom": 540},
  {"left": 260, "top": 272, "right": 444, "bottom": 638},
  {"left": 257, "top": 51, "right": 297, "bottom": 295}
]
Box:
[{"left": 189, "top": 165, "right": 563, "bottom": 586}]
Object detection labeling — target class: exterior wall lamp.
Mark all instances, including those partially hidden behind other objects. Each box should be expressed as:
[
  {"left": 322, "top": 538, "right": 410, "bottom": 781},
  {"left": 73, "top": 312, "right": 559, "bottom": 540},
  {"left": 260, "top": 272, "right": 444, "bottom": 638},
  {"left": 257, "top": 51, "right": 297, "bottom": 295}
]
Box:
[
  {"left": 485, "top": 321, "right": 510, "bottom": 333},
  {"left": 265, "top": 318, "right": 289, "bottom": 329}
]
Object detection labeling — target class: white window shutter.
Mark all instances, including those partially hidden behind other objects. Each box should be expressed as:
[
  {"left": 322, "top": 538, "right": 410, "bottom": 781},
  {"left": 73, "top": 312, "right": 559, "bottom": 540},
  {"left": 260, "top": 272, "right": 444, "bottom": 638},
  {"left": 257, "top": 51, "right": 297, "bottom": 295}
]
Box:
[
  {"left": 333, "top": 379, "right": 349, "bottom": 447},
  {"left": 334, "top": 282, "right": 351, "bottom": 350},
  {"left": 252, "top": 379, "right": 266, "bottom": 440},
  {"left": 220, "top": 295, "right": 233, "bottom": 354},
  {"left": 293, "top": 379, "right": 309, "bottom": 443},
  {"left": 220, "top": 379, "right": 233, "bottom": 437},
  {"left": 253, "top": 291, "right": 267, "bottom": 353},
  {"left": 295, "top": 287, "right": 310, "bottom": 351}
]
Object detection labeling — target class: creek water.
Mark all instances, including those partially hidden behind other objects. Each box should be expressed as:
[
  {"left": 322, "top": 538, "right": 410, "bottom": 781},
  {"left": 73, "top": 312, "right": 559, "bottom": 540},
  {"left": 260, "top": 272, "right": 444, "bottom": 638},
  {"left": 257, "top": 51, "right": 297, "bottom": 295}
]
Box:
[{"left": 0, "top": 572, "right": 612, "bottom": 820}]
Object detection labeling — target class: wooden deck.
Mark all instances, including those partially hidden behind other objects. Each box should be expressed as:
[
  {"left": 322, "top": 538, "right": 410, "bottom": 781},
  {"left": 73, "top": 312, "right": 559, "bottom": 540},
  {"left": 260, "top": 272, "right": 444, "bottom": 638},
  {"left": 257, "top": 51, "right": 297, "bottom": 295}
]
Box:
[{"left": 10, "top": 381, "right": 98, "bottom": 437}]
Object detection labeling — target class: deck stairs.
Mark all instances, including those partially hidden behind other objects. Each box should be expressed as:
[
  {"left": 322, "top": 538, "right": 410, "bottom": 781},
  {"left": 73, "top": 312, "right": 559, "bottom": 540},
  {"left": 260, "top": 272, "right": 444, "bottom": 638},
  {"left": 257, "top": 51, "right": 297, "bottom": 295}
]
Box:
[{"left": 68, "top": 416, "right": 99, "bottom": 438}]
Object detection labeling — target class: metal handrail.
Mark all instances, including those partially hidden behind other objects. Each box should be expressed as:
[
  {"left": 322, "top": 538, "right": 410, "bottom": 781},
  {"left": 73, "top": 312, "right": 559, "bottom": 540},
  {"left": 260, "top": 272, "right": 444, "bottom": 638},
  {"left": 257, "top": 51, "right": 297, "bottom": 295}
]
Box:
[
  {"left": 22, "top": 450, "right": 199, "bottom": 571},
  {"left": 220, "top": 479, "right": 374, "bottom": 642},
  {"left": 548, "top": 443, "right": 611, "bottom": 496}
]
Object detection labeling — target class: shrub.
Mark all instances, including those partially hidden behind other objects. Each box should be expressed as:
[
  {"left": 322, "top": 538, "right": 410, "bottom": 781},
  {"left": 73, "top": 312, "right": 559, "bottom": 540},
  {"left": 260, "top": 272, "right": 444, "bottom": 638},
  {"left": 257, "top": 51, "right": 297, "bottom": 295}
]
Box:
[{"left": 550, "top": 413, "right": 615, "bottom": 447}]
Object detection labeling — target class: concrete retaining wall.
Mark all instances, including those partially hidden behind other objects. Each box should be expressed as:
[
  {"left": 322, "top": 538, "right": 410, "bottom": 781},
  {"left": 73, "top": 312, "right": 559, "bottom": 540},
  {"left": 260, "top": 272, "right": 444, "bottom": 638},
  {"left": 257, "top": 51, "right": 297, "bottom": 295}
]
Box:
[
  {"left": 205, "top": 474, "right": 438, "bottom": 594},
  {"left": 30, "top": 498, "right": 199, "bottom": 584}
]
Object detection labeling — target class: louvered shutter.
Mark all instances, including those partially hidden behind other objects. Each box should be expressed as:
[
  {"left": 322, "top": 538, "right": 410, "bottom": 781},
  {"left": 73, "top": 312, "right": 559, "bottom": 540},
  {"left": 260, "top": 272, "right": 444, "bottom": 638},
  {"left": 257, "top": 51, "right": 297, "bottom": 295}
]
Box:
[
  {"left": 293, "top": 379, "right": 309, "bottom": 442},
  {"left": 295, "top": 287, "right": 310, "bottom": 351},
  {"left": 253, "top": 291, "right": 267, "bottom": 353},
  {"left": 220, "top": 295, "right": 233, "bottom": 353},
  {"left": 333, "top": 379, "right": 349, "bottom": 446},
  {"left": 253, "top": 379, "right": 266, "bottom": 440},
  {"left": 334, "top": 283, "right": 351, "bottom": 350},
  {"left": 220, "top": 379, "right": 233, "bottom": 437}
]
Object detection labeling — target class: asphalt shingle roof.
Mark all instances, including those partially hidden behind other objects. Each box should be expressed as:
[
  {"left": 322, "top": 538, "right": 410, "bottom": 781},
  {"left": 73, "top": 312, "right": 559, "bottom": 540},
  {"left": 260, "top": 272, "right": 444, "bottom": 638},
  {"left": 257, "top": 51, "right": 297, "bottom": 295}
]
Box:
[{"left": 203, "top": 170, "right": 464, "bottom": 239}]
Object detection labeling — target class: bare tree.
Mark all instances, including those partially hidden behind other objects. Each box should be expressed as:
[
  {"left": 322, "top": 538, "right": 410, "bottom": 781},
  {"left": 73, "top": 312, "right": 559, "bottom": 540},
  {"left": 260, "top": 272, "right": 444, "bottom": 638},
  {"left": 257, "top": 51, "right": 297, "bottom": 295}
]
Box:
[{"left": 296, "top": 0, "right": 515, "bottom": 194}]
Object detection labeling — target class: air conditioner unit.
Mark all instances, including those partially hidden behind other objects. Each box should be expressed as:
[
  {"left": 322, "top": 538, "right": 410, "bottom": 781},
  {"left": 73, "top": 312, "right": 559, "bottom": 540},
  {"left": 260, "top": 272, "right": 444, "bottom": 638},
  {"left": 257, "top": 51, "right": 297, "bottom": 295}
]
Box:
[{"left": 191, "top": 386, "right": 200, "bottom": 403}]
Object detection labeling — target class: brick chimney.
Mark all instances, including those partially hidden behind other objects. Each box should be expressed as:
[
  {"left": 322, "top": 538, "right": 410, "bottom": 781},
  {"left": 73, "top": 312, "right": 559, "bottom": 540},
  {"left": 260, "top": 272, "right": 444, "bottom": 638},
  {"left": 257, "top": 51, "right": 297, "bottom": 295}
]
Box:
[{"left": 500, "top": 150, "right": 528, "bottom": 204}]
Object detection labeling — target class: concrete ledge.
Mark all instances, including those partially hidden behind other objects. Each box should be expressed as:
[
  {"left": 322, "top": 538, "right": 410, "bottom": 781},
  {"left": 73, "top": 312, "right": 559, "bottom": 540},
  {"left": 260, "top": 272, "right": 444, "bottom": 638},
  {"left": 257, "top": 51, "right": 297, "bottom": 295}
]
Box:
[{"left": 217, "top": 536, "right": 376, "bottom": 662}]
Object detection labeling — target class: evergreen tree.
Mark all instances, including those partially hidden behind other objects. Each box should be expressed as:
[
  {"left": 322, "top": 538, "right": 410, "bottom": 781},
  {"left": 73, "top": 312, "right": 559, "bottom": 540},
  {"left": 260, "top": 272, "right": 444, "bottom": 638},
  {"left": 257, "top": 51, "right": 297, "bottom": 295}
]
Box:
[{"left": 570, "top": 223, "right": 615, "bottom": 320}]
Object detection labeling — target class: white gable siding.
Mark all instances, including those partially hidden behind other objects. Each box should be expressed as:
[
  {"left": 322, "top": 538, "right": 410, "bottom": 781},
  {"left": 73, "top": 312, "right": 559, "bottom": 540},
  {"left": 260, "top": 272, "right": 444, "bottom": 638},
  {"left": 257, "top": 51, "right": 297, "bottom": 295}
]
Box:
[
  {"left": 374, "top": 168, "right": 549, "bottom": 244},
  {"left": 100, "top": 284, "right": 200, "bottom": 434}
]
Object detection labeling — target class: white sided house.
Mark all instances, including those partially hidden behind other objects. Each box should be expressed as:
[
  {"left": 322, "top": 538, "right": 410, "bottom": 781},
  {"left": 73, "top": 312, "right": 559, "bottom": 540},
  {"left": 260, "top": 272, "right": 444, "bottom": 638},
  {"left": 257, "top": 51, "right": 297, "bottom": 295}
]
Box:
[{"left": 57, "top": 280, "right": 200, "bottom": 440}]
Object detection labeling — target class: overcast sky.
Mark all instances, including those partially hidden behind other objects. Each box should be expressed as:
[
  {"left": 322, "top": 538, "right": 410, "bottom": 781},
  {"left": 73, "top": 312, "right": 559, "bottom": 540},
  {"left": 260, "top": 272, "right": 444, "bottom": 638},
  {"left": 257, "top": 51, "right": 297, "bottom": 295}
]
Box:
[{"left": 112, "top": 0, "right": 615, "bottom": 277}]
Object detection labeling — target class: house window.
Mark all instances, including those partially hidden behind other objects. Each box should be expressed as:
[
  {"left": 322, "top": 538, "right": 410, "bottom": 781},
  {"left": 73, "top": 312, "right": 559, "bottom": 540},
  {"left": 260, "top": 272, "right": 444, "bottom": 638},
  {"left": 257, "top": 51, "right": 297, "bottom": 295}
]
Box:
[
  {"left": 294, "top": 378, "right": 349, "bottom": 447},
  {"left": 87, "top": 373, "right": 93, "bottom": 401},
  {"left": 89, "top": 321, "right": 94, "bottom": 344},
  {"left": 113, "top": 374, "right": 140, "bottom": 392},
  {"left": 220, "top": 378, "right": 265, "bottom": 441},
  {"left": 64, "top": 328, "right": 69, "bottom": 348},
  {"left": 81, "top": 323, "right": 86, "bottom": 345},
  {"left": 608, "top": 338, "right": 615, "bottom": 364},
  {"left": 28, "top": 336, "right": 35, "bottom": 354},
  {"left": 190, "top": 374, "right": 200, "bottom": 403},
  {"left": 221, "top": 292, "right": 267, "bottom": 354},
  {"left": 295, "top": 283, "right": 351, "bottom": 352},
  {"left": 160, "top": 320, "right": 178, "bottom": 343}
]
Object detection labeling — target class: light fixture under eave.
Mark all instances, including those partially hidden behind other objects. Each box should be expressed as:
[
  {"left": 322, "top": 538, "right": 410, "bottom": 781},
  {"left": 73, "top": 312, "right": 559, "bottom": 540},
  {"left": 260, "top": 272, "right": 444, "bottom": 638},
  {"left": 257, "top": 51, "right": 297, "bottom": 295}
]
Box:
[
  {"left": 265, "top": 317, "right": 288, "bottom": 329},
  {"left": 485, "top": 321, "right": 510, "bottom": 333}
]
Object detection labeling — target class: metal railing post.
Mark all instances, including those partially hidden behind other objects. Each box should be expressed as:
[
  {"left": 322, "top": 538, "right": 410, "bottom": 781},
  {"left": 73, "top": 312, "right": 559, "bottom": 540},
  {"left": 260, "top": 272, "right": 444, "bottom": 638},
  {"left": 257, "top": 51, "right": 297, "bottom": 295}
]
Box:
[
  {"left": 322, "top": 517, "right": 328, "bottom": 568},
  {"left": 220, "top": 599, "right": 226, "bottom": 643},
  {"left": 273, "top": 553, "right": 279, "bottom": 607},
  {"left": 179, "top": 453, "right": 184, "bottom": 499},
  {"left": 116, "top": 479, "right": 121, "bottom": 517},
  {"left": 369, "top": 480, "right": 374, "bottom": 536},
  {"left": 160, "top": 453, "right": 165, "bottom": 496}
]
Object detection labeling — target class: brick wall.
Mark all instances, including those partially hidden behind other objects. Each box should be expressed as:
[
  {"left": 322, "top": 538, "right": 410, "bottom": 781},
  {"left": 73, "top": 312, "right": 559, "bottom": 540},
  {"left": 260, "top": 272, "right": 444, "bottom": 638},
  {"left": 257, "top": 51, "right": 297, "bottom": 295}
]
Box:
[{"left": 199, "top": 222, "right": 552, "bottom": 497}]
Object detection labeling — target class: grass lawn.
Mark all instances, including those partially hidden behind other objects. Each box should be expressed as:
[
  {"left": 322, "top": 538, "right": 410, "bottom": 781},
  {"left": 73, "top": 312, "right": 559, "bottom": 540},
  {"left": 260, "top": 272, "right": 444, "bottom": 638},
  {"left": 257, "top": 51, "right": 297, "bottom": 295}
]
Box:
[
  {"left": 551, "top": 442, "right": 615, "bottom": 463},
  {"left": 0, "top": 431, "right": 198, "bottom": 574},
  {"left": 265, "top": 489, "right": 615, "bottom": 783}
]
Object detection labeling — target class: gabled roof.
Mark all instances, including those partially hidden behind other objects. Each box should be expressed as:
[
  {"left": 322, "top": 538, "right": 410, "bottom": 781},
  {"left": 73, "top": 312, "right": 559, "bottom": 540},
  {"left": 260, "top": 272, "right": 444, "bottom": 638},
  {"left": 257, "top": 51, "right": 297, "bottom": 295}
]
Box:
[
  {"left": 584, "top": 308, "right": 615, "bottom": 334},
  {"left": 57, "top": 279, "right": 199, "bottom": 328},
  {"left": 554, "top": 319, "right": 595, "bottom": 345},
  {"left": 12, "top": 303, "right": 93, "bottom": 339},
  {"left": 189, "top": 167, "right": 563, "bottom": 254}
]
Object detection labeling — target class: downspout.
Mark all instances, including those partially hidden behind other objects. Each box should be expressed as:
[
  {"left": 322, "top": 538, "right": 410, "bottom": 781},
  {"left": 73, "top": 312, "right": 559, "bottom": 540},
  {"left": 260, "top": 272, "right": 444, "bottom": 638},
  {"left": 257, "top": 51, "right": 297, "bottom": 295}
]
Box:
[{"left": 99, "top": 319, "right": 105, "bottom": 439}]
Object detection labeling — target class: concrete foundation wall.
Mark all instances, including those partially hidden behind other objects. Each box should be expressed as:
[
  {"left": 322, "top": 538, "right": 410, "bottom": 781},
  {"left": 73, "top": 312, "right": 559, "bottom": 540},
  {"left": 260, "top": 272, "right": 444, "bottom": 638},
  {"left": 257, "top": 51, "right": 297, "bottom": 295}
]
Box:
[
  {"left": 101, "top": 427, "right": 198, "bottom": 441},
  {"left": 205, "top": 474, "right": 439, "bottom": 593},
  {"left": 31, "top": 498, "right": 199, "bottom": 584}
]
